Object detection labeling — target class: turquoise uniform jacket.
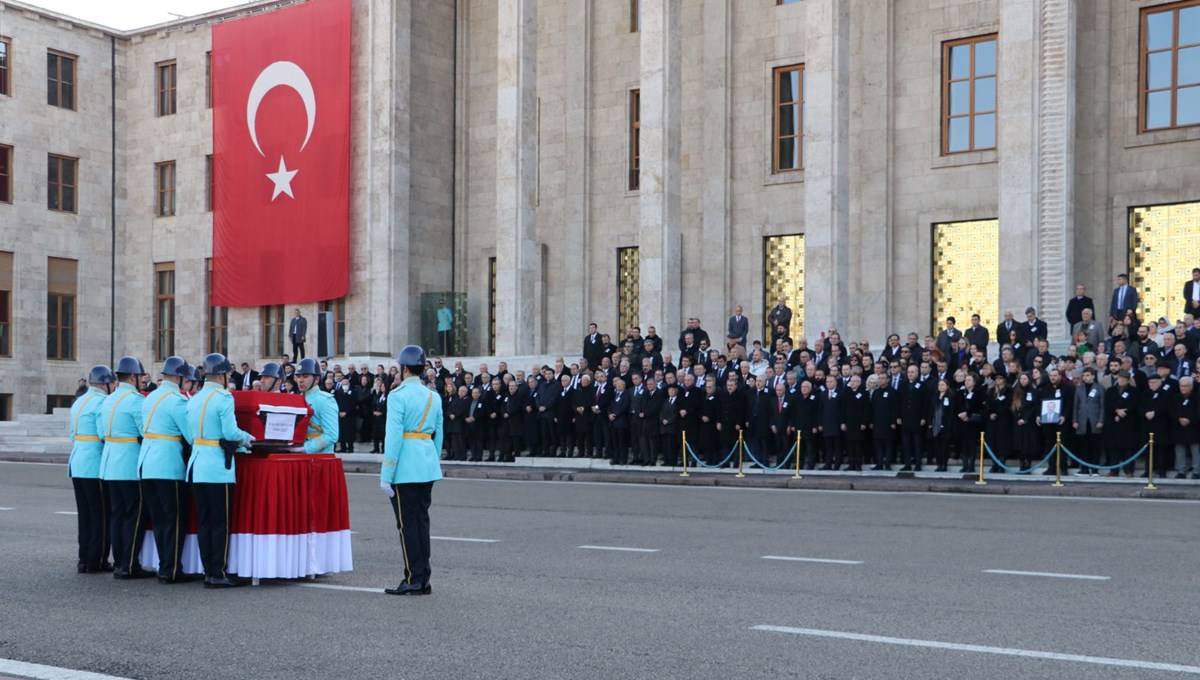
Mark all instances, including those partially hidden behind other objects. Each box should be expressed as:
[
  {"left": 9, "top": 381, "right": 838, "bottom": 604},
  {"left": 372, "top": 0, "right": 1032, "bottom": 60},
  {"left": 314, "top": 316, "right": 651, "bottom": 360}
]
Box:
[
  {"left": 303, "top": 387, "right": 339, "bottom": 453},
  {"left": 186, "top": 383, "right": 251, "bottom": 484},
  {"left": 97, "top": 383, "right": 146, "bottom": 481},
  {"left": 68, "top": 387, "right": 108, "bottom": 478},
  {"left": 137, "top": 382, "right": 193, "bottom": 481},
  {"left": 381, "top": 377, "right": 444, "bottom": 485}
]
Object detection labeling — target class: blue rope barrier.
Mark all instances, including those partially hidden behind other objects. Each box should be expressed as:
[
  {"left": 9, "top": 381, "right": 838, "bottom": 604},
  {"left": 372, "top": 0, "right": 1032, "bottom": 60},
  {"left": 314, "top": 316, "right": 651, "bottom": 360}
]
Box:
[
  {"left": 742, "top": 442, "right": 796, "bottom": 471},
  {"left": 1059, "top": 444, "right": 1147, "bottom": 471},
  {"left": 685, "top": 440, "right": 739, "bottom": 469},
  {"left": 983, "top": 443, "right": 1057, "bottom": 474}
]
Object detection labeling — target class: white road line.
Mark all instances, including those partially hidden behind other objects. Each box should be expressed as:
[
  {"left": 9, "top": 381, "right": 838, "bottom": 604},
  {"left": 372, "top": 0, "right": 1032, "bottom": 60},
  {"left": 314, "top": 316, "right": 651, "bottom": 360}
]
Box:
[
  {"left": 0, "top": 657, "right": 134, "bottom": 680},
  {"left": 0, "top": 507, "right": 13, "bottom": 510},
  {"left": 761, "top": 555, "right": 863, "bottom": 565},
  {"left": 431, "top": 536, "right": 498, "bottom": 543},
  {"left": 577, "top": 545, "right": 658, "bottom": 553},
  {"left": 294, "top": 583, "right": 383, "bottom": 594},
  {"left": 54, "top": 511, "right": 78, "bottom": 515},
  {"left": 984, "top": 569, "right": 1111, "bottom": 581},
  {"left": 751, "top": 625, "right": 1200, "bottom": 675}
]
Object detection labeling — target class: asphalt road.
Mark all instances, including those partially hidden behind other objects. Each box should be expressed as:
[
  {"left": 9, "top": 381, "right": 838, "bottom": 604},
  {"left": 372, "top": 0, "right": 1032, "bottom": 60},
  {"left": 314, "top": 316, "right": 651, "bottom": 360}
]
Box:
[{"left": 1, "top": 460, "right": 1198, "bottom": 680}]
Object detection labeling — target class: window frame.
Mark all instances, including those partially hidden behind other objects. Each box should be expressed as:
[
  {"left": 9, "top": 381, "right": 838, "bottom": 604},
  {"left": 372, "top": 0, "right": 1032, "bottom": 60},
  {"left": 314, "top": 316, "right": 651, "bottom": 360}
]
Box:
[
  {"left": 156, "top": 59, "right": 177, "bottom": 117},
  {"left": 46, "top": 49, "right": 76, "bottom": 111},
  {"left": 940, "top": 34, "right": 998, "bottom": 155},
  {"left": 155, "top": 161, "right": 176, "bottom": 217},
  {"left": 319, "top": 298, "right": 347, "bottom": 356},
  {"left": 628, "top": 89, "right": 641, "bottom": 192},
  {"left": 47, "top": 153, "right": 78, "bottom": 214},
  {"left": 0, "top": 144, "right": 12, "bottom": 204},
  {"left": 154, "top": 262, "right": 176, "bottom": 361},
  {"left": 772, "top": 64, "right": 805, "bottom": 174},
  {"left": 46, "top": 257, "right": 77, "bottom": 362},
  {"left": 0, "top": 36, "right": 11, "bottom": 97},
  {"left": 631, "top": 0, "right": 640, "bottom": 33},
  {"left": 205, "top": 51, "right": 212, "bottom": 109},
  {"left": 0, "top": 251, "right": 11, "bottom": 358},
  {"left": 205, "top": 154, "right": 214, "bottom": 212},
  {"left": 261, "top": 304, "right": 285, "bottom": 357},
  {"left": 1140, "top": 0, "right": 1200, "bottom": 132},
  {"left": 206, "top": 259, "right": 228, "bottom": 355}
]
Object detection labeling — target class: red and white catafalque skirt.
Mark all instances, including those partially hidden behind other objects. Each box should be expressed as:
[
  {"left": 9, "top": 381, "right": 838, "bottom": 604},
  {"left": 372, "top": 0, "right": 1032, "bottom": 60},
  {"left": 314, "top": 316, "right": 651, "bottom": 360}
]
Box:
[{"left": 140, "top": 454, "right": 353, "bottom": 578}]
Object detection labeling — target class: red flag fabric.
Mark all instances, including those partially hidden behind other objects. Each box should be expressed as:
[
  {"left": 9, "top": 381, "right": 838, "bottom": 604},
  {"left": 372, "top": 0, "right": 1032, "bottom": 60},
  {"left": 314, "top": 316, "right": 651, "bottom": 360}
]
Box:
[{"left": 211, "top": 0, "right": 351, "bottom": 307}]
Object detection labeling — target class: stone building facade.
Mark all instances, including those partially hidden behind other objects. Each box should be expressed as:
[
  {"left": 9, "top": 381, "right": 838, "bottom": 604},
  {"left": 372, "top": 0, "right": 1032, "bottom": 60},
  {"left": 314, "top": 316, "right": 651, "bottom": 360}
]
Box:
[{"left": 1, "top": 0, "right": 1199, "bottom": 417}]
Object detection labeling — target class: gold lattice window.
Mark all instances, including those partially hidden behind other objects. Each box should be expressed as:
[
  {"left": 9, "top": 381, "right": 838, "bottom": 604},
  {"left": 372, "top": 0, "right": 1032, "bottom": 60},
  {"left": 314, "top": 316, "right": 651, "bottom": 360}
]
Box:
[
  {"left": 1130, "top": 202, "right": 1200, "bottom": 324},
  {"left": 763, "top": 234, "right": 805, "bottom": 340},
  {"left": 488, "top": 257, "right": 497, "bottom": 355},
  {"left": 617, "top": 247, "right": 640, "bottom": 336},
  {"left": 932, "top": 219, "right": 999, "bottom": 336}
]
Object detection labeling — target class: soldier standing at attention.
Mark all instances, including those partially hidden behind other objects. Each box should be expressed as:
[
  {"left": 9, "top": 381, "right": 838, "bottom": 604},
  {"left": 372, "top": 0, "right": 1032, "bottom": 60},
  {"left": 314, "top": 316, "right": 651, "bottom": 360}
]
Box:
[
  {"left": 296, "top": 358, "right": 339, "bottom": 453},
  {"left": 138, "top": 356, "right": 194, "bottom": 583},
  {"left": 381, "top": 345, "right": 444, "bottom": 596},
  {"left": 68, "top": 365, "right": 117, "bottom": 573},
  {"left": 259, "top": 362, "right": 284, "bottom": 393},
  {"left": 187, "top": 353, "right": 253, "bottom": 588},
  {"left": 98, "top": 356, "right": 150, "bottom": 579}
]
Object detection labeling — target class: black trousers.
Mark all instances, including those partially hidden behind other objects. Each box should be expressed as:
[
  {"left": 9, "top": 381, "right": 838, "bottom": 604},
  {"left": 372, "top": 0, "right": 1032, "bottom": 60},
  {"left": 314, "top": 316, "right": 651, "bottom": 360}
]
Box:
[
  {"left": 390, "top": 481, "right": 434, "bottom": 587},
  {"left": 900, "top": 430, "right": 923, "bottom": 469},
  {"left": 291, "top": 339, "right": 305, "bottom": 363},
  {"left": 142, "top": 479, "right": 189, "bottom": 580},
  {"left": 438, "top": 329, "right": 451, "bottom": 355},
  {"left": 107, "top": 480, "right": 147, "bottom": 574},
  {"left": 933, "top": 435, "right": 954, "bottom": 469},
  {"left": 594, "top": 419, "right": 610, "bottom": 458},
  {"left": 538, "top": 419, "right": 556, "bottom": 457},
  {"left": 448, "top": 433, "right": 466, "bottom": 460},
  {"left": 821, "top": 435, "right": 842, "bottom": 468},
  {"left": 660, "top": 430, "right": 679, "bottom": 466},
  {"left": 71, "top": 477, "right": 110, "bottom": 570},
  {"left": 193, "top": 482, "right": 233, "bottom": 579},
  {"left": 844, "top": 438, "right": 864, "bottom": 470},
  {"left": 873, "top": 437, "right": 895, "bottom": 467},
  {"left": 610, "top": 427, "right": 629, "bottom": 465},
  {"left": 1075, "top": 432, "right": 1102, "bottom": 470}
]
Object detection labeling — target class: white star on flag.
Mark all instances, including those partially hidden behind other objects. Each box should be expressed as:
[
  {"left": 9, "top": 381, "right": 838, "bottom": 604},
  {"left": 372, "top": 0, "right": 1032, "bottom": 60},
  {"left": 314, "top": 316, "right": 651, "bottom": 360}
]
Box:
[{"left": 266, "top": 156, "right": 299, "bottom": 201}]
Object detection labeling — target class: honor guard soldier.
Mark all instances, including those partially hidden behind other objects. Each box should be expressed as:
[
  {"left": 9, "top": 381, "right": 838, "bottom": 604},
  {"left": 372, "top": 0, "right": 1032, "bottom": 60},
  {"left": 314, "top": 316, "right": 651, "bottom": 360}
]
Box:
[
  {"left": 138, "top": 356, "right": 195, "bottom": 583},
  {"left": 68, "top": 365, "right": 116, "bottom": 573},
  {"left": 98, "top": 356, "right": 151, "bottom": 579},
  {"left": 381, "top": 345, "right": 444, "bottom": 595},
  {"left": 186, "top": 353, "right": 253, "bottom": 588},
  {"left": 295, "top": 358, "right": 339, "bottom": 452},
  {"left": 259, "top": 362, "right": 283, "bottom": 392}
]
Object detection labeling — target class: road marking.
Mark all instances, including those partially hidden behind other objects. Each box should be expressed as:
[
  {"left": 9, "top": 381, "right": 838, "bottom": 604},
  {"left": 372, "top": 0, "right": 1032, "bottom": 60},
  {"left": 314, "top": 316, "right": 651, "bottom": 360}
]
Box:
[
  {"left": 577, "top": 545, "right": 658, "bottom": 553},
  {"left": 761, "top": 555, "right": 863, "bottom": 565},
  {"left": 984, "top": 569, "right": 1110, "bottom": 581},
  {"left": 0, "top": 658, "right": 134, "bottom": 680},
  {"left": 54, "top": 511, "right": 77, "bottom": 516},
  {"left": 431, "top": 536, "right": 498, "bottom": 543},
  {"left": 0, "top": 507, "right": 13, "bottom": 511},
  {"left": 295, "top": 583, "right": 383, "bottom": 594},
  {"left": 751, "top": 626, "right": 1200, "bottom": 675}
]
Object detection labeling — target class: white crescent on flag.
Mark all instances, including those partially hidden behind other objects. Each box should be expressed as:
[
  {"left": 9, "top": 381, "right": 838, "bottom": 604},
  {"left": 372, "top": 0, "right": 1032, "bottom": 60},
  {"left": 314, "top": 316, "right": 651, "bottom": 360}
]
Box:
[{"left": 246, "top": 61, "right": 316, "bottom": 201}]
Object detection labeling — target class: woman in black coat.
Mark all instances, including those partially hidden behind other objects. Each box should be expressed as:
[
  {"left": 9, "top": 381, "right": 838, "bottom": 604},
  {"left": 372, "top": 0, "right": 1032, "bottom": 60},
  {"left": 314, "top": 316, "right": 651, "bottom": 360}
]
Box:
[
  {"left": 985, "top": 374, "right": 1013, "bottom": 472},
  {"left": 1011, "top": 372, "right": 1041, "bottom": 470},
  {"left": 957, "top": 373, "right": 987, "bottom": 473},
  {"left": 370, "top": 379, "right": 389, "bottom": 453},
  {"left": 929, "top": 378, "right": 961, "bottom": 471},
  {"left": 357, "top": 374, "right": 374, "bottom": 444}
]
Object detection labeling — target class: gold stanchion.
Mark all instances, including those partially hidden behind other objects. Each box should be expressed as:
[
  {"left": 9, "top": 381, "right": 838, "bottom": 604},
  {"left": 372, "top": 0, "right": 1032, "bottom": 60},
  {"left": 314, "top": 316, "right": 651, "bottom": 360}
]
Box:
[
  {"left": 680, "top": 431, "right": 690, "bottom": 478},
  {"left": 736, "top": 430, "right": 746, "bottom": 478},
  {"left": 975, "top": 432, "right": 987, "bottom": 485},
  {"left": 1146, "top": 433, "right": 1158, "bottom": 491},
  {"left": 1052, "top": 432, "right": 1064, "bottom": 487},
  {"left": 793, "top": 431, "right": 803, "bottom": 480}
]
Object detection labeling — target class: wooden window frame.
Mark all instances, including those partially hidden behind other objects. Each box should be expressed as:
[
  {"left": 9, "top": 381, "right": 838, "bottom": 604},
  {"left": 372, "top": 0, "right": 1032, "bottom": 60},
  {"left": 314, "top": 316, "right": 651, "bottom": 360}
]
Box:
[
  {"left": 319, "top": 298, "right": 347, "bottom": 356},
  {"left": 47, "top": 154, "right": 77, "bottom": 213},
  {"left": 155, "top": 161, "right": 176, "bottom": 217},
  {"left": 205, "top": 259, "right": 228, "bottom": 355},
  {"left": 205, "top": 52, "right": 212, "bottom": 109},
  {"left": 772, "top": 64, "right": 804, "bottom": 174},
  {"left": 156, "top": 60, "right": 177, "bottom": 116},
  {"left": 628, "top": 89, "right": 641, "bottom": 191},
  {"left": 46, "top": 49, "right": 76, "bottom": 110},
  {"left": 154, "top": 263, "right": 176, "bottom": 361},
  {"left": 0, "top": 251, "right": 11, "bottom": 358},
  {"left": 0, "top": 144, "right": 11, "bottom": 204},
  {"left": 1140, "top": 0, "right": 1200, "bottom": 131},
  {"left": 261, "top": 304, "right": 285, "bottom": 357},
  {"left": 46, "top": 258, "right": 77, "bottom": 361},
  {"left": 0, "top": 36, "right": 11, "bottom": 97},
  {"left": 631, "top": 0, "right": 640, "bottom": 33},
  {"left": 940, "top": 34, "right": 998, "bottom": 155}
]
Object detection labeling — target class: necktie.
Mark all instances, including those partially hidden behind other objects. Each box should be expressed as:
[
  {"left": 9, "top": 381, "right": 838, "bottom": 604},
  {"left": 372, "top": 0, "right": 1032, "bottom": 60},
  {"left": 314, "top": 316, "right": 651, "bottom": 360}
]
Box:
[
  {"left": 778, "top": 398, "right": 784, "bottom": 413},
  {"left": 1119, "top": 286, "right": 1126, "bottom": 308}
]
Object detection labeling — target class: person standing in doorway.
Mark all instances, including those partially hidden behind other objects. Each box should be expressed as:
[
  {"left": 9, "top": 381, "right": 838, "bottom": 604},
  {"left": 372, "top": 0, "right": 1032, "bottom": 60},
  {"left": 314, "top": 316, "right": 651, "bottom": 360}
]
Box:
[{"left": 289, "top": 308, "right": 308, "bottom": 363}]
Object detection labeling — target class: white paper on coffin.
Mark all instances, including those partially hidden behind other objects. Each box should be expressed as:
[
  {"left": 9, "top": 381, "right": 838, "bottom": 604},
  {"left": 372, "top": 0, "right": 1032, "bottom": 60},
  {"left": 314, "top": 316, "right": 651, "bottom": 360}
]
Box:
[{"left": 140, "top": 529, "right": 353, "bottom": 578}]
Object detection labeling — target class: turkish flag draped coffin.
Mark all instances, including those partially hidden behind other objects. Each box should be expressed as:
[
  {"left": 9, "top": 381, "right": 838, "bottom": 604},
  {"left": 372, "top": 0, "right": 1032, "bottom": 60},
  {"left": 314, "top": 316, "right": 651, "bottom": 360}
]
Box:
[
  {"left": 210, "top": 0, "right": 351, "bottom": 306},
  {"left": 232, "top": 391, "right": 312, "bottom": 445}
]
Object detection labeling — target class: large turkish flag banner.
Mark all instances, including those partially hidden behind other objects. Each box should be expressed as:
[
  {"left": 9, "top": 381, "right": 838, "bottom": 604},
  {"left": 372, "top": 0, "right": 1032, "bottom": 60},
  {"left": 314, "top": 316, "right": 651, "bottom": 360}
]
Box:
[{"left": 211, "top": 0, "right": 351, "bottom": 307}]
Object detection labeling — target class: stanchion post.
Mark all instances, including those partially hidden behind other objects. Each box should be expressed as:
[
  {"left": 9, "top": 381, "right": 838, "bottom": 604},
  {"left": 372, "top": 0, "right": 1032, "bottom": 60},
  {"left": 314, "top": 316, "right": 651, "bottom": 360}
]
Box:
[
  {"left": 1146, "top": 433, "right": 1158, "bottom": 491},
  {"left": 680, "top": 431, "right": 689, "bottom": 478},
  {"left": 1052, "top": 432, "right": 1064, "bottom": 487},
  {"left": 793, "top": 431, "right": 803, "bottom": 480},
  {"left": 976, "top": 432, "right": 987, "bottom": 485},
  {"left": 736, "top": 430, "right": 746, "bottom": 478}
]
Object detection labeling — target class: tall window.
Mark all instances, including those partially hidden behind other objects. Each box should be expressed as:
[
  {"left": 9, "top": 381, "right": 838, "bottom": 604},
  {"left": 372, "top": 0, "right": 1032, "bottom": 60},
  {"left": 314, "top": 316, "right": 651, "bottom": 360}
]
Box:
[
  {"left": 206, "top": 259, "right": 228, "bottom": 354},
  {"left": 47, "top": 154, "right": 77, "bottom": 213},
  {"left": 931, "top": 220, "right": 999, "bottom": 335},
  {"left": 1142, "top": 1, "right": 1200, "bottom": 130},
  {"left": 942, "top": 35, "right": 997, "bottom": 154},
  {"left": 205, "top": 51, "right": 212, "bottom": 109},
  {"left": 157, "top": 60, "right": 177, "bottom": 116},
  {"left": 631, "top": 0, "right": 640, "bottom": 32},
  {"left": 773, "top": 64, "right": 804, "bottom": 172},
  {"left": 261, "top": 305, "right": 285, "bottom": 357},
  {"left": 617, "top": 247, "right": 640, "bottom": 336},
  {"left": 154, "top": 263, "right": 175, "bottom": 361},
  {"left": 0, "top": 251, "right": 11, "bottom": 357},
  {"left": 156, "top": 161, "right": 176, "bottom": 217},
  {"left": 205, "top": 155, "right": 213, "bottom": 212},
  {"left": 628, "top": 89, "right": 641, "bottom": 191},
  {"left": 0, "top": 394, "right": 10, "bottom": 421},
  {"left": 47, "top": 50, "right": 75, "bottom": 110},
  {"left": 47, "top": 257, "right": 77, "bottom": 360},
  {"left": 488, "top": 257, "right": 497, "bottom": 355},
  {"left": 0, "top": 144, "right": 11, "bottom": 203},
  {"left": 320, "top": 298, "right": 347, "bottom": 356},
  {"left": 0, "top": 37, "right": 10, "bottom": 96}
]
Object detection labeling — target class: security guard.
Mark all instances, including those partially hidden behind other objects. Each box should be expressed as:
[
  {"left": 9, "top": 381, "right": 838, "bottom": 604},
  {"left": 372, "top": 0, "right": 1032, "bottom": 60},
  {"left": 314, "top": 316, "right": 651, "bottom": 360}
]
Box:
[
  {"left": 381, "top": 345, "right": 444, "bottom": 596},
  {"left": 295, "top": 358, "right": 339, "bottom": 453},
  {"left": 98, "top": 356, "right": 150, "bottom": 579},
  {"left": 259, "top": 362, "right": 283, "bottom": 393},
  {"left": 186, "top": 353, "right": 252, "bottom": 588},
  {"left": 138, "top": 356, "right": 194, "bottom": 583},
  {"left": 68, "top": 365, "right": 116, "bottom": 573}
]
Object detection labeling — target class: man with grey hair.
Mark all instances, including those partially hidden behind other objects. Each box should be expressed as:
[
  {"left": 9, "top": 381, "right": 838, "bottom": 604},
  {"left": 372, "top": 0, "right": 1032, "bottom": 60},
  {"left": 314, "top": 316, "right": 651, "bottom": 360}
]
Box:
[{"left": 1171, "top": 377, "right": 1199, "bottom": 479}]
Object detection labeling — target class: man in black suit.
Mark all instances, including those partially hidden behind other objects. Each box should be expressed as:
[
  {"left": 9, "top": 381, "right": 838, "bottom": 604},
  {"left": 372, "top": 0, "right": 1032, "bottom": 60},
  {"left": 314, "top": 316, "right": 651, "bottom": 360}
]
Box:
[
  {"left": 288, "top": 308, "right": 307, "bottom": 362},
  {"left": 897, "top": 365, "right": 929, "bottom": 471},
  {"left": 728, "top": 306, "right": 749, "bottom": 348},
  {"left": 583, "top": 323, "right": 603, "bottom": 367},
  {"left": 232, "top": 362, "right": 260, "bottom": 391},
  {"left": 1020, "top": 307, "right": 1049, "bottom": 344},
  {"left": 1065, "top": 284, "right": 1095, "bottom": 329},
  {"left": 995, "top": 311, "right": 1017, "bottom": 346},
  {"left": 607, "top": 378, "right": 631, "bottom": 465},
  {"left": 963, "top": 314, "right": 990, "bottom": 360},
  {"left": 1109, "top": 273, "right": 1140, "bottom": 325},
  {"left": 1185, "top": 268, "right": 1200, "bottom": 319},
  {"left": 636, "top": 379, "right": 664, "bottom": 466}
]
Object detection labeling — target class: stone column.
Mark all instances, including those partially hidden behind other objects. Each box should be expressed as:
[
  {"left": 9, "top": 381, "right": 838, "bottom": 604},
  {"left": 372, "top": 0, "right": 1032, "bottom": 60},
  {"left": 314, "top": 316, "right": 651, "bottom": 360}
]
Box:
[
  {"left": 700, "top": 0, "right": 731, "bottom": 334},
  {"left": 562, "top": 0, "right": 591, "bottom": 344},
  {"left": 495, "top": 0, "right": 538, "bottom": 355},
  {"left": 803, "top": 0, "right": 851, "bottom": 334},
  {"left": 639, "top": 0, "right": 683, "bottom": 334}
]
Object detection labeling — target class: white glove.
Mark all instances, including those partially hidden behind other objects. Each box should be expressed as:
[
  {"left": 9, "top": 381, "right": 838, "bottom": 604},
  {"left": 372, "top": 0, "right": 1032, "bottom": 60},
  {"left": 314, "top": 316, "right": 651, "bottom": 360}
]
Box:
[{"left": 380, "top": 481, "right": 394, "bottom": 498}]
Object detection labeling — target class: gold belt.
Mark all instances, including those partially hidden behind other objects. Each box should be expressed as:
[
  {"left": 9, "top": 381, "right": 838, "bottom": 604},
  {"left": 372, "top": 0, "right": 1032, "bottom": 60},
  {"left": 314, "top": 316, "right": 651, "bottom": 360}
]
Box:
[
  {"left": 305, "top": 432, "right": 321, "bottom": 440},
  {"left": 144, "top": 433, "right": 182, "bottom": 442},
  {"left": 74, "top": 435, "right": 101, "bottom": 442},
  {"left": 106, "top": 437, "right": 139, "bottom": 444},
  {"left": 195, "top": 438, "right": 221, "bottom": 447},
  {"left": 403, "top": 432, "right": 433, "bottom": 440}
]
